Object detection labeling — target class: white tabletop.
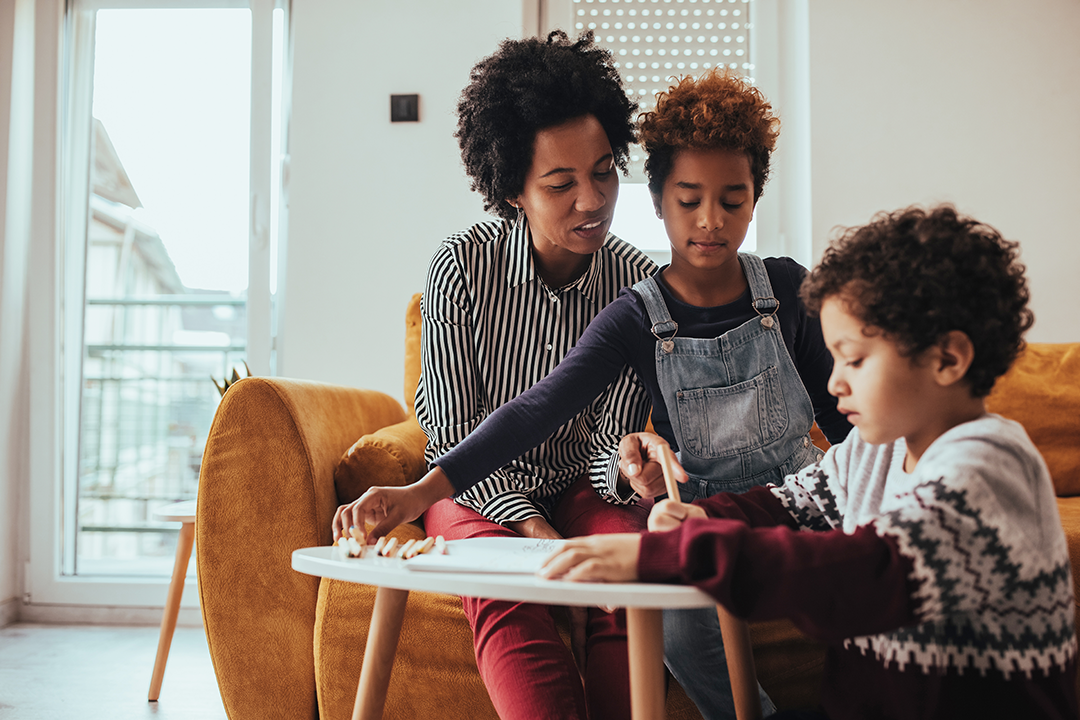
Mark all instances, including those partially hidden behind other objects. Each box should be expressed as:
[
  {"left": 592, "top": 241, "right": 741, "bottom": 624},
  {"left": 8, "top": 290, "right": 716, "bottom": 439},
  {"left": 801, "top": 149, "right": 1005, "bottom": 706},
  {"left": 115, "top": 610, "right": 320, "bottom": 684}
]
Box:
[
  {"left": 292, "top": 542, "right": 715, "bottom": 609},
  {"left": 152, "top": 500, "right": 197, "bottom": 523}
]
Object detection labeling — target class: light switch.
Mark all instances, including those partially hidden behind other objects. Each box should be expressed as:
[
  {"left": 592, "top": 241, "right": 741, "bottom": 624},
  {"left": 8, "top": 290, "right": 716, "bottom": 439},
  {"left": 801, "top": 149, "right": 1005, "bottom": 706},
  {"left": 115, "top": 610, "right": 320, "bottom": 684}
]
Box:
[{"left": 391, "top": 94, "right": 419, "bottom": 122}]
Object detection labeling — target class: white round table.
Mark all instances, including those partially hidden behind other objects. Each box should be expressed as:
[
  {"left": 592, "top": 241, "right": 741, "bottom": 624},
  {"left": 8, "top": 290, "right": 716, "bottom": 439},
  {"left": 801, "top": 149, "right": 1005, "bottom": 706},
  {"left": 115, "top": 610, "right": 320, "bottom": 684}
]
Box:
[
  {"left": 148, "top": 500, "right": 197, "bottom": 702},
  {"left": 292, "top": 542, "right": 762, "bottom": 720}
]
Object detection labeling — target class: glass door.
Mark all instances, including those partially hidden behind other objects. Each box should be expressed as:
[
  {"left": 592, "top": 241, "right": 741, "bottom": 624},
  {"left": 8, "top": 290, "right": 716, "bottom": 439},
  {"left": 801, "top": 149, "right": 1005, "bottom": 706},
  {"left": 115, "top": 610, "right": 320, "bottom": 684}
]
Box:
[{"left": 27, "top": 0, "right": 288, "bottom": 607}]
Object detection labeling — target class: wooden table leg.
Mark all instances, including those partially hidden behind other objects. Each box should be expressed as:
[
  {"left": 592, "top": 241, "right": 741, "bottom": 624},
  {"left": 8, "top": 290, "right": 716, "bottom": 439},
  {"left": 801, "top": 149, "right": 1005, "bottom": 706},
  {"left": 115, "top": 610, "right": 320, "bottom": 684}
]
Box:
[
  {"left": 716, "top": 604, "right": 762, "bottom": 720},
  {"left": 148, "top": 521, "right": 195, "bottom": 701},
  {"left": 352, "top": 587, "right": 409, "bottom": 720},
  {"left": 626, "top": 607, "right": 666, "bottom": 720}
]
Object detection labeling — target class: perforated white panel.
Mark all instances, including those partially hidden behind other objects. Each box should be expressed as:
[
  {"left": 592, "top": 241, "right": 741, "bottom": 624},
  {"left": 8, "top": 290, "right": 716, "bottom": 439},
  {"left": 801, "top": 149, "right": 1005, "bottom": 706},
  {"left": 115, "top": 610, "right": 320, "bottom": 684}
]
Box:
[{"left": 574, "top": 0, "right": 753, "bottom": 178}]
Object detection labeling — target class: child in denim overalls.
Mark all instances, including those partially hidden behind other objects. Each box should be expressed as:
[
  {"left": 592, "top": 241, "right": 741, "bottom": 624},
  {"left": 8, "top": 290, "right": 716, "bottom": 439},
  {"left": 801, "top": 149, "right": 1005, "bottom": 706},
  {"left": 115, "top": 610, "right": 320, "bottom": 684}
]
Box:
[
  {"left": 337, "top": 70, "right": 850, "bottom": 719},
  {"left": 610, "top": 70, "right": 851, "bottom": 718}
]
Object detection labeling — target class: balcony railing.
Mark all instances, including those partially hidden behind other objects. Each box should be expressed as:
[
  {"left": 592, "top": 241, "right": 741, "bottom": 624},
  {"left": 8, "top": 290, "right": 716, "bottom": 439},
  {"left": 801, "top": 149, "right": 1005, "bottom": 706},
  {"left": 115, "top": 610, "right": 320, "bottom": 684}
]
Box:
[{"left": 75, "top": 295, "right": 249, "bottom": 576}]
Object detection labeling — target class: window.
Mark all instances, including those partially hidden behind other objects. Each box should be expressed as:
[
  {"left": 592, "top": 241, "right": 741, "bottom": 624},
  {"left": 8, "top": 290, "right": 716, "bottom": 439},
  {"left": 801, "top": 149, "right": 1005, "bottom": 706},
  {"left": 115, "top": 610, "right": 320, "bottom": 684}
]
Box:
[{"left": 27, "top": 0, "right": 289, "bottom": 608}]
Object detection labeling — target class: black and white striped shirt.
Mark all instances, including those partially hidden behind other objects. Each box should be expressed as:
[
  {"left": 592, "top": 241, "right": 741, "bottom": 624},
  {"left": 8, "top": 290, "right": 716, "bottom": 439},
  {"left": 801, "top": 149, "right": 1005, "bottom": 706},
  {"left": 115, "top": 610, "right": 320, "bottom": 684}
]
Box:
[{"left": 414, "top": 216, "right": 657, "bottom": 525}]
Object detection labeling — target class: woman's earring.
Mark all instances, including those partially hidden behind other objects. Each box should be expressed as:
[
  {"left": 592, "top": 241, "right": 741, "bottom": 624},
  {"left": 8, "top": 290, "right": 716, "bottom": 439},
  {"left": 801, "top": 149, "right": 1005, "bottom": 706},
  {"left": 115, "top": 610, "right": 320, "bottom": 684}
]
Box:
[{"left": 509, "top": 201, "right": 524, "bottom": 224}]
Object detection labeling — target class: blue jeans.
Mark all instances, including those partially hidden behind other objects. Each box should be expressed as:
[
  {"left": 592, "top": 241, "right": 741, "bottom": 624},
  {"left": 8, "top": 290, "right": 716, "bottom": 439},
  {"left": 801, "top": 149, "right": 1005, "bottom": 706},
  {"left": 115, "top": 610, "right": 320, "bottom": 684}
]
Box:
[{"left": 663, "top": 606, "right": 777, "bottom": 720}]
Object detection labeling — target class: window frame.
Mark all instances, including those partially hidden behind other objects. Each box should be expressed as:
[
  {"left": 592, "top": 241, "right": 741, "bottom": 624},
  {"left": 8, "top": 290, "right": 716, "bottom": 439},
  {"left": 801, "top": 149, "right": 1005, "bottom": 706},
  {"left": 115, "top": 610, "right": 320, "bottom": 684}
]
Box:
[{"left": 25, "top": 0, "right": 290, "bottom": 613}]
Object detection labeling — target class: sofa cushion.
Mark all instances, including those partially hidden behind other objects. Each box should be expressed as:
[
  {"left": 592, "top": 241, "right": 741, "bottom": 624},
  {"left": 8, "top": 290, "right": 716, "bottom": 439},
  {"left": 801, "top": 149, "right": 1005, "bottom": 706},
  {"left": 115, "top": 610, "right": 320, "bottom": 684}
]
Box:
[
  {"left": 334, "top": 415, "right": 429, "bottom": 505},
  {"left": 986, "top": 343, "right": 1080, "bottom": 496},
  {"left": 1055, "top": 497, "right": 1080, "bottom": 603}
]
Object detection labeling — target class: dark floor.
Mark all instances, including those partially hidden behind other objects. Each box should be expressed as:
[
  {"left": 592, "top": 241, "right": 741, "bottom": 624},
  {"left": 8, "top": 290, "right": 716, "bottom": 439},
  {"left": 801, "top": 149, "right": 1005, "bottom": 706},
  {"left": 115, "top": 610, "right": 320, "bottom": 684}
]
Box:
[{"left": 0, "top": 623, "right": 227, "bottom": 719}]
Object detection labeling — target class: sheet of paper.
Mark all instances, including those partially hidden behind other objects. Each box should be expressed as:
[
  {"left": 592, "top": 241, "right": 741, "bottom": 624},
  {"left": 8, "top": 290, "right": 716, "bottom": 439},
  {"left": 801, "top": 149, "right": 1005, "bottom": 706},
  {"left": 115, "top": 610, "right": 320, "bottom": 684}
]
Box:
[{"left": 405, "top": 537, "right": 567, "bottom": 574}]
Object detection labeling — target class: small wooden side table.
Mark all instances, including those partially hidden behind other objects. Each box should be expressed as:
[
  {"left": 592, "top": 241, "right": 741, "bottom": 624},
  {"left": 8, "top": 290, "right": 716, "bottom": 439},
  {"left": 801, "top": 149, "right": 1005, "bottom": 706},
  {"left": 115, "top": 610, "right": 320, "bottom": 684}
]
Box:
[
  {"left": 148, "top": 499, "right": 197, "bottom": 702},
  {"left": 292, "top": 541, "right": 762, "bottom": 720}
]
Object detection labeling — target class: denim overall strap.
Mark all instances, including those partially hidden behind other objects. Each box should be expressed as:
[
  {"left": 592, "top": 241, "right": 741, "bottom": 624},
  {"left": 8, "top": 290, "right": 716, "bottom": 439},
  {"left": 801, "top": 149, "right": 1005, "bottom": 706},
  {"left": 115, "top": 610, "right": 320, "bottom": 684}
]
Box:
[
  {"left": 642, "top": 255, "right": 821, "bottom": 501},
  {"left": 740, "top": 251, "right": 780, "bottom": 318},
  {"left": 631, "top": 276, "right": 677, "bottom": 340}
]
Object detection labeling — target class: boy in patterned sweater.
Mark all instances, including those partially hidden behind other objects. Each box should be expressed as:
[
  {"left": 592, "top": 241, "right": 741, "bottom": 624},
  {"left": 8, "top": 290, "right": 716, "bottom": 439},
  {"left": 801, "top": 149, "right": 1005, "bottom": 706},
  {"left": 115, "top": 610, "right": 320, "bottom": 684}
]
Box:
[{"left": 542, "top": 205, "right": 1079, "bottom": 719}]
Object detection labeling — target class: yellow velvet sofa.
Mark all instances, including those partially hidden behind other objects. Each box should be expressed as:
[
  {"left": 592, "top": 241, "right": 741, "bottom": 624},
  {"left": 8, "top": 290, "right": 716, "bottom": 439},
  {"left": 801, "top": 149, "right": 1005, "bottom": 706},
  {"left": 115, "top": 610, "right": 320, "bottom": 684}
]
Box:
[{"left": 196, "top": 294, "right": 1080, "bottom": 720}]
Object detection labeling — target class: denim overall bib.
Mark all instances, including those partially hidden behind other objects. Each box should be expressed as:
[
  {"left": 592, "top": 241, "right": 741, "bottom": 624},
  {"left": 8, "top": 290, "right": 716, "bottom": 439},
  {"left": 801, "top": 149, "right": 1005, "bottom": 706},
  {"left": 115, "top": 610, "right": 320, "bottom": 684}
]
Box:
[{"left": 632, "top": 253, "right": 820, "bottom": 502}]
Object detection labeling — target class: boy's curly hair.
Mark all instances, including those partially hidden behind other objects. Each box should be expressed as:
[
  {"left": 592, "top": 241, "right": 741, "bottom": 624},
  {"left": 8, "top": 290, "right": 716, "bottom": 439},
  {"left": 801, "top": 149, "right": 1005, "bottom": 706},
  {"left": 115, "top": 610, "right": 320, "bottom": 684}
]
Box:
[
  {"left": 638, "top": 69, "right": 779, "bottom": 203},
  {"left": 455, "top": 31, "right": 637, "bottom": 220},
  {"left": 802, "top": 205, "right": 1034, "bottom": 397}
]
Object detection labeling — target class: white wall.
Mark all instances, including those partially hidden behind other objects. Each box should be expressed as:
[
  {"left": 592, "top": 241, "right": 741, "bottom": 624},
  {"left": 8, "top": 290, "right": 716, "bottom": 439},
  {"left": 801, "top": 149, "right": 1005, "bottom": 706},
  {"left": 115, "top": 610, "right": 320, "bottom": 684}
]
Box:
[
  {"left": 808, "top": 0, "right": 1080, "bottom": 343},
  {"left": 281, "top": 0, "right": 522, "bottom": 400},
  {"left": 283, "top": 0, "right": 1080, "bottom": 405}
]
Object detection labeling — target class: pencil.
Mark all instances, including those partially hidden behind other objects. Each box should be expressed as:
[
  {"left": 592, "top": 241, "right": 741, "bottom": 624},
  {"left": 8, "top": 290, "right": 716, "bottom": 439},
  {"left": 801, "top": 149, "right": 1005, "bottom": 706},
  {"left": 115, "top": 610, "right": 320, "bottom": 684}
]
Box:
[
  {"left": 381, "top": 537, "right": 399, "bottom": 557},
  {"left": 415, "top": 536, "right": 436, "bottom": 555},
  {"left": 658, "top": 444, "right": 682, "bottom": 504},
  {"left": 398, "top": 539, "right": 417, "bottom": 558}
]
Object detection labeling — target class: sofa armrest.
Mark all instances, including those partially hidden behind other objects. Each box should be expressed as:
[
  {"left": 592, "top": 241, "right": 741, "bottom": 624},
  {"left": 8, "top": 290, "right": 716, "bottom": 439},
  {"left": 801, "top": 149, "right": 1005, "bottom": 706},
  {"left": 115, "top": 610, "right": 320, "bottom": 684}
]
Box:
[{"left": 196, "top": 377, "right": 406, "bottom": 720}]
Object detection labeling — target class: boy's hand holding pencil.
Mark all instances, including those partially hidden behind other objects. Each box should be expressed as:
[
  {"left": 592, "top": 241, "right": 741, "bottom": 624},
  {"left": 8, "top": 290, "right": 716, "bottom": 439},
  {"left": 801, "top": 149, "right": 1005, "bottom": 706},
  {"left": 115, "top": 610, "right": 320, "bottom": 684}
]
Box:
[
  {"left": 648, "top": 500, "right": 707, "bottom": 531},
  {"left": 648, "top": 445, "right": 707, "bottom": 532}
]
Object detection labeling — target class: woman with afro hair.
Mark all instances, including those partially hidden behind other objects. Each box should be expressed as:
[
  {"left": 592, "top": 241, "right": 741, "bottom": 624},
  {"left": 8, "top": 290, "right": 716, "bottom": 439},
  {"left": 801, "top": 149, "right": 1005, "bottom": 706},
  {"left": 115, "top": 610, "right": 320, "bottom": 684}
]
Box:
[
  {"left": 337, "top": 69, "right": 852, "bottom": 718},
  {"left": 336, "top": 31, "right": 658, "bottom": 720}
]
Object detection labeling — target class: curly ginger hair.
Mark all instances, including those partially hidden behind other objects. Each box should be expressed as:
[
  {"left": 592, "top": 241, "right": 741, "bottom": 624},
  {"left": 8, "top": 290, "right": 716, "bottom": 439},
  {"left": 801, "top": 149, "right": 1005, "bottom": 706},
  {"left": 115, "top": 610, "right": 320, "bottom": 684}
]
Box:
[{"left": 638, "top": 69, "right": 779, "bottom": 203}]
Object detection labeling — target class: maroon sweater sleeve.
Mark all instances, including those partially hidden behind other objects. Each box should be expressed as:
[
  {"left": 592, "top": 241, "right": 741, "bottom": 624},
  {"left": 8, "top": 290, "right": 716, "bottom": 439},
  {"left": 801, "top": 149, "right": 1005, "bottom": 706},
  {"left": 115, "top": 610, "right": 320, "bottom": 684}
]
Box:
[
  {"left": 638, "top": 513, "right": 919, "bottom": 643},
  {"left": 691, "top": 485, "right": 797, "bottom": 529}
]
